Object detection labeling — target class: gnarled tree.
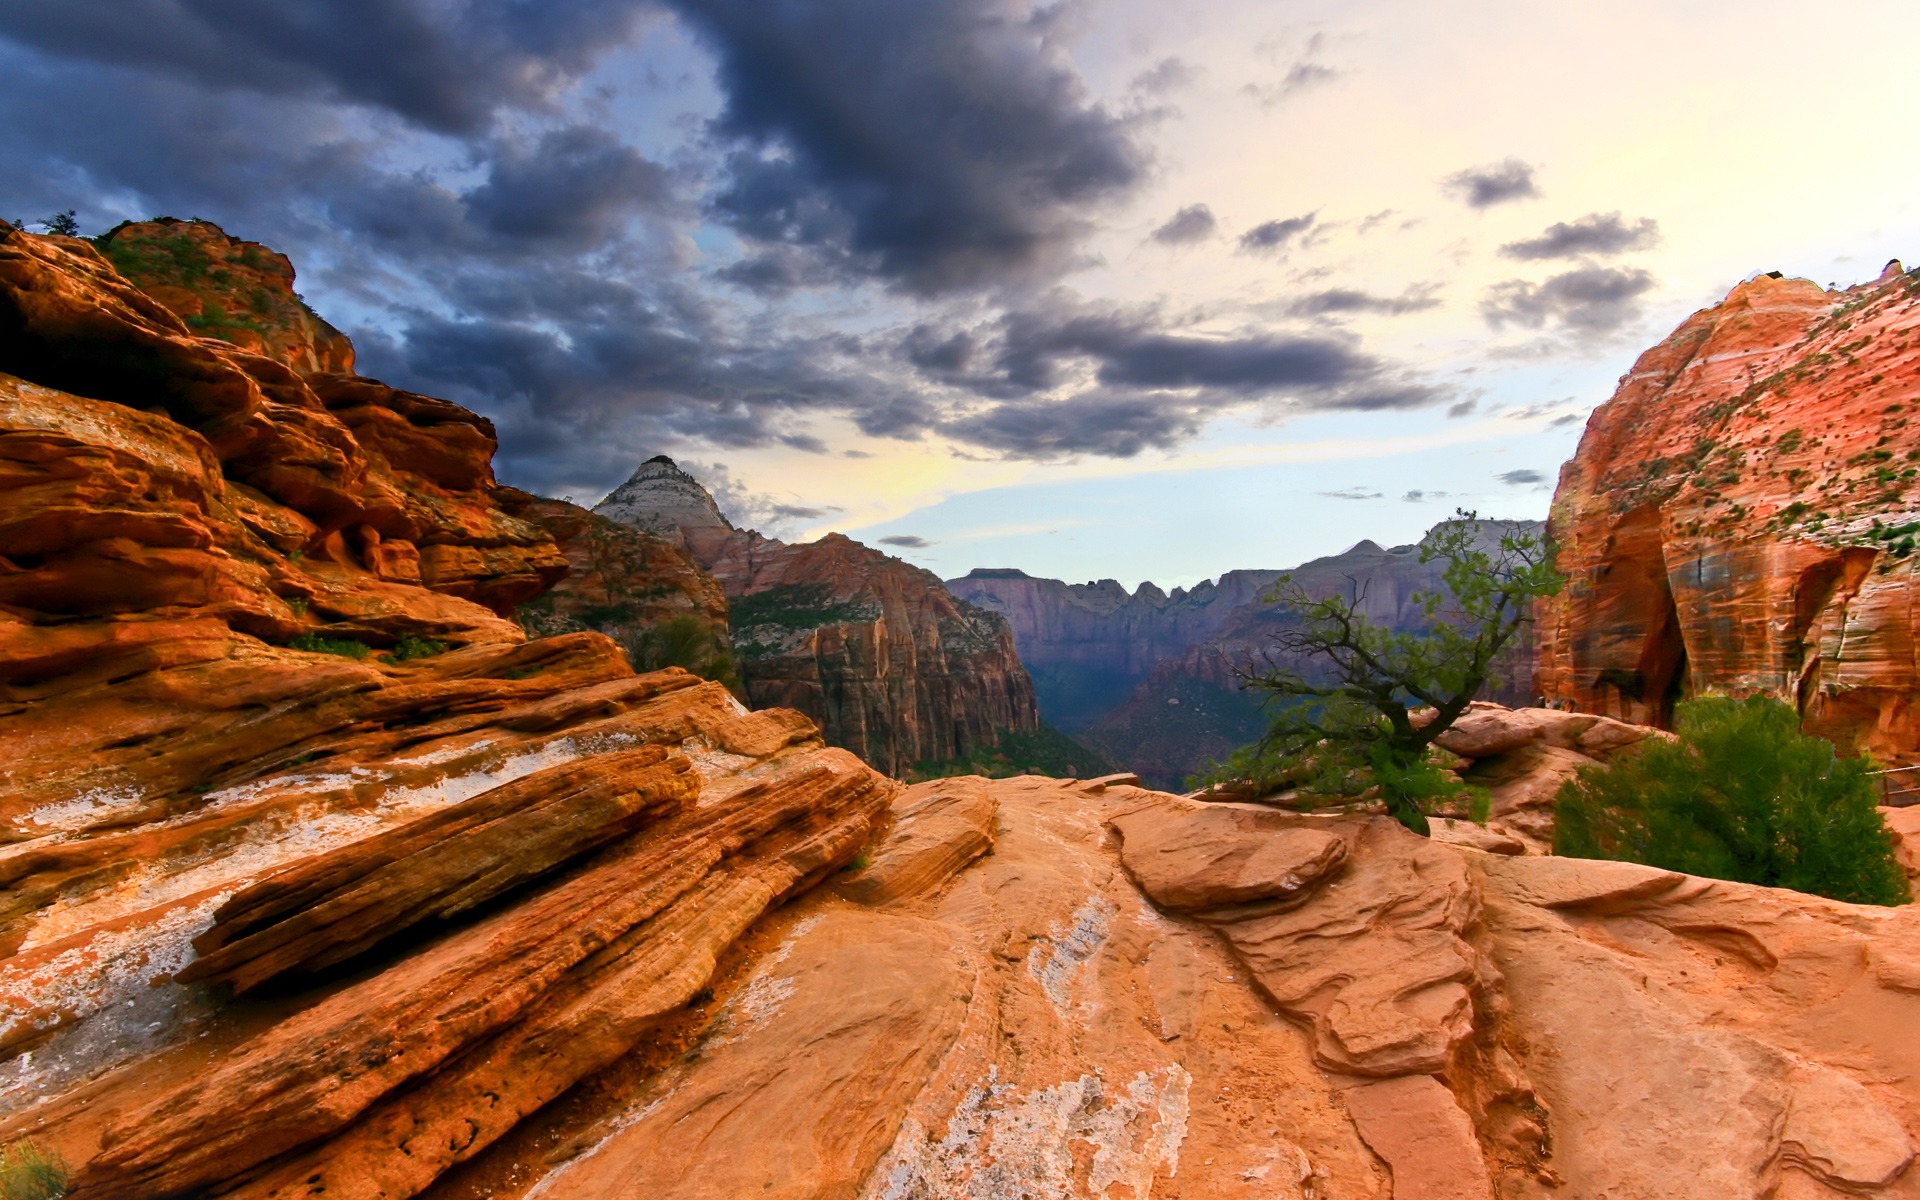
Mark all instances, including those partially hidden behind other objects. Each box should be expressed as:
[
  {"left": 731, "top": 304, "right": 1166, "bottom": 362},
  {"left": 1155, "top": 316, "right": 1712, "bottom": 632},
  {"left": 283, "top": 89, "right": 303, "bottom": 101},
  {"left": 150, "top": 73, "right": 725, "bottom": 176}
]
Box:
[{"left": 1219, "top": 513, "right": 1564, "bottom": 834}]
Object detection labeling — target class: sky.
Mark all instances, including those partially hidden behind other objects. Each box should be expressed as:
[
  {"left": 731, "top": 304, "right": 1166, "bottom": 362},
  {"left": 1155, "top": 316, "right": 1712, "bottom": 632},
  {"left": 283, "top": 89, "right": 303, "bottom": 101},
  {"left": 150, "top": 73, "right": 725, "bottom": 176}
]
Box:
[{"left": 4, "top": 0, "right": 1918, "bottom": 589}]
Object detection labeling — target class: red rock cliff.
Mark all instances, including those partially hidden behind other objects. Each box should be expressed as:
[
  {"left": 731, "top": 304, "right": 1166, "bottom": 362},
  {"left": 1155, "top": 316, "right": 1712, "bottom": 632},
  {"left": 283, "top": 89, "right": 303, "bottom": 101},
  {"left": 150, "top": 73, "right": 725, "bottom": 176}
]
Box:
[
  {"left": 0, "top": 219, "right": 575, "bottom": 807},
  {"left": 595, "top": 457, "right": 1041, "bottom": 777},
  {"left": 1539, "top": 263, "right": 1920, "bottom": 763}
]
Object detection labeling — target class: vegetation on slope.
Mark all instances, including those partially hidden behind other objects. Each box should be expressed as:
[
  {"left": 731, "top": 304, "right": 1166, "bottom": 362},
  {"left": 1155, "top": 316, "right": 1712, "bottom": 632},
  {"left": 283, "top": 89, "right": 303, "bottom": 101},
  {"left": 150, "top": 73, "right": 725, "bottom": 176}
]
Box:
[{"left": 1556, "top": 695, "right": 1910, "bottom": 905}]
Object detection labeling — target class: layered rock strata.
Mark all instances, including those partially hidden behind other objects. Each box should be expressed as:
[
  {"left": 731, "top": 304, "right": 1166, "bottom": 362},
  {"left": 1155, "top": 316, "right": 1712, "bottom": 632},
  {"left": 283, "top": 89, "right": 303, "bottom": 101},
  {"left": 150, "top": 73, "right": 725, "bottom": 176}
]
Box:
[
  {"left": 594, "top": 457, "right": 1041, "bottom": 777},
  {"left": 0, "top": 222, "right": 899, "bottom": 1199},
  {"left": 142, "top": 767, "right": 1912, "bottom": 1200},
  {"left": 1539, "top": 263, "right": 1920, "bottom": 762}
]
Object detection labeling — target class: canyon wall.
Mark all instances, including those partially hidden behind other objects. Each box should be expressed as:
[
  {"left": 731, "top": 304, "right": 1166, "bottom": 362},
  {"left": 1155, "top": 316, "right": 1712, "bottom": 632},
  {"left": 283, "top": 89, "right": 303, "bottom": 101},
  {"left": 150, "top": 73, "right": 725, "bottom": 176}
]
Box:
[
  {"left": 960, "top": 527, "right": 1541, "bottom": 789},
  {"left": 594, "top": 457, "right": 1041, "bottom": 777},
  {"left": 948, "top": 566, "right": 1283, "bottom": 728},
  {"left": 1538, "top": 263, "right": 1920, "bottom": 764},
  {"left": 5, "top": 220, "right": 1920, "bottom": 1199}
]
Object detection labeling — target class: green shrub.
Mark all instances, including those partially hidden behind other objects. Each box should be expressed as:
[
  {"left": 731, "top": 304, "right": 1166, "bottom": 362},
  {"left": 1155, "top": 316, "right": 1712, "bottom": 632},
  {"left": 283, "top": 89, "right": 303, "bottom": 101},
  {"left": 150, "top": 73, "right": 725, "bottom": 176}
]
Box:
[
  {"left": 1554, "top": 695, "right": 1909, "bottom": 905},
  {"left": 287, "top": 633, "right": 373, "bottom": 659},
  {"left": 0, "top": 1138, "right": 71, "bottom": 1200},
  {"left": 382, "top": 635, "right": 448, "bottom": 663},
  {"left": 619, "top": 616, "right": 738, "bottom": 690}
]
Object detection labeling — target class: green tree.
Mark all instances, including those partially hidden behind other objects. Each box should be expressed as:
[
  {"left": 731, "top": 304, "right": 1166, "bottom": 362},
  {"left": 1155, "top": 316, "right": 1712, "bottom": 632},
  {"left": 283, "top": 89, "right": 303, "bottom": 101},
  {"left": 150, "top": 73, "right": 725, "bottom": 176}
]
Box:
[
  {"left": 1555, "top": 695, "right": 1909, "bottom": 905},
  {"left": 1210, "top": 513, "right": 1563, "bottom": 835},
  {"left": 620, "top": 615, "right": 739, "bottom": 691},
  {"left": 39, "top": 210, "right": 80, "bottom": 237}
]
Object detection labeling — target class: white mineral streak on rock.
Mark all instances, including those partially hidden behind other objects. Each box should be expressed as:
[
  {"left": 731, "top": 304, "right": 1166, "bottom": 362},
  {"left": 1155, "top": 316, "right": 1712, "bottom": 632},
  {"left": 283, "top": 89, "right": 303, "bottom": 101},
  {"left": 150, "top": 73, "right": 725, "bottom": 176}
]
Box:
[
  {"left": 1026, "top": 895, "right": 1116, "bottom": 1014},
  {"left": 864, "top": 1064, "right": 1192, "bottom": 1199}
]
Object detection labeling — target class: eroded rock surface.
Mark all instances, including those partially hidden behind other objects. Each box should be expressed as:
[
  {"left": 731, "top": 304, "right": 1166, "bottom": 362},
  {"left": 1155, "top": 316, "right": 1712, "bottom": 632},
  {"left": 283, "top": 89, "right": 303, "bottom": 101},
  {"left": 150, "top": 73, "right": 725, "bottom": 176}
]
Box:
[
  {"left": 1539, "top": 264, "right": 1920, "bottom": 763},
  {"left": 594, "top": 456, "right": 1042, "bottom": 776}
]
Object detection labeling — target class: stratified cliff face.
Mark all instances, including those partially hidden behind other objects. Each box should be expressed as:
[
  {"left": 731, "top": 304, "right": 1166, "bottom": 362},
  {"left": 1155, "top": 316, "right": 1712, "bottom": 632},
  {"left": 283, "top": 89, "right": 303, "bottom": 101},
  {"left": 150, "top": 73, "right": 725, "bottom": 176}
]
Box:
[
  {"left": 948, "top": 567, "right": 1282, "bottom": 727},
  {"left": 0, "top": 221, "right": 894, "bottom": 1195},
  {"left": 964, "top": 528, "right": 1541, "bottom": 789},
  {"left": 0, "top": 221, "right": 571, "bottom": 809},
  {"left": 593, "top": 458, "right": 1041, "bottom": 777},
  {"left": 1539, "top": 263, "right": 1920, "bottom": 762}
]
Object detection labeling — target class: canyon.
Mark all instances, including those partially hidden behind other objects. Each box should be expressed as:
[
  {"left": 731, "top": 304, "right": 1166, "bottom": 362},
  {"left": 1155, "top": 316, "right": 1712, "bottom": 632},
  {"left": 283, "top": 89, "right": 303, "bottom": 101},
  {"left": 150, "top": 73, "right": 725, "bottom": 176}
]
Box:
[
  {"left": 3, "top": 217, "right": 1920, "bottom": 1199},
  {"left": 1539, "top": 263, "right": 1920, "bottom": 766},
  {"left": 953, "top": 525, "right": 1539, "bottom": 789}
]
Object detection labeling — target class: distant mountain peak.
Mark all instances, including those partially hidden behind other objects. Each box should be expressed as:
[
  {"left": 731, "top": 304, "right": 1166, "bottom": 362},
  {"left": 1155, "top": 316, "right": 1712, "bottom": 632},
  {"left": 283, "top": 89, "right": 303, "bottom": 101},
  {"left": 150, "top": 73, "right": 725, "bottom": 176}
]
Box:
[{"left": 594, "top": 456, "right": 736, "bottom": 539}]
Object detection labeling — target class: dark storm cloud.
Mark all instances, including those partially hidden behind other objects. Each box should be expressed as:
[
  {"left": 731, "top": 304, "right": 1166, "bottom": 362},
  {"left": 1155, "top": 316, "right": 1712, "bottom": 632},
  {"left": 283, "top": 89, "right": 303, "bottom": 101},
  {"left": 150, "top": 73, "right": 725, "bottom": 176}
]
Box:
[
  {"left": 942, "top": 393, "right": 1213, "bottom": 458},
  {"left": 1239, "top": 213, "right": 1315, "bottom": 252},
  {"left": 0, "top": 0, "right": 648, "bottom": 133},
  {"left": 993, "top": 311, "right": 1380, "bottom": 397},
  {"left": 1501, "top": 212, "right": 1660, "bottom": 260},
  {"left": 1287, "top": 287, "right": 1440, "bottom": 317},
  {"left": 878, "top": 535, "right": 933, "bottom": 548},
  {"left": 1151, "top": 204, "right": 1217, "bottom": 245},
  {"left": 903, "top": 325, "right": 977, "bottom": 374},
  {"left": 1480, "top": 266, "right": 1656, "bottom": 334},
  {"left": 1442, "top": 159, "right": 1540, "bottom": 208},
  {"left": 0, "top": 1, "right": 1453, "bottom": 492},
  {"left": 671, "top": 0, "right": 1145, "bottom": 294},
  {"left": 463, "top": 127, "right": 670, "bottom": 245},
  {"left": 1496, "top": 469, "right": 1547, "bottom": 486}
]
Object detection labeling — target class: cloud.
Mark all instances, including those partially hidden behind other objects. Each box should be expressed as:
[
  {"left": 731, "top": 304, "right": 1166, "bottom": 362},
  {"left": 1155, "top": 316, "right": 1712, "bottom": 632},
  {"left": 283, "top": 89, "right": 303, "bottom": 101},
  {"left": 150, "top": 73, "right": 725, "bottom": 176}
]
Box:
[
  {"left": 1496, "top": 469, "right": 1548, "bottom": 486},
  {"left": 1441, "top": 159, "right": 1540, "bottom": 208},
  {"left": 1501, "top": 212, "right": 1660, "bottom": 260},
  {"left": 0, "top": 0, "right": 648, "bottom": 134},
  {"left": 1400, "top": 489, "right": 1450, "bottom": 502},
  {"left": 674, "top": 0, "right": 1145, "bottom": 293},
  {"left": 878, "top": 534, "right": 932, "bottom": 548},
  {"left": 1244, "top": 33, "right": 1339, "bottom": 106},
  {"left": 992, "top": 309, "right": 1384, "bottom": 397},
  {"left": 903, "top": 325, "right": 977, "bottom": 374},
  {"left": 1446, "top": 398, "right": 1478, "bottom": 418},
  {"left": 1151, "top": 203, "right": 1216, "bottom": 245},
  {"left": 1130, "top": 57, "right": 1195, "bottom": 96},
  {"left": 1239, "top": 213, "right": 1315, "bottom": 252},
  {"left": 461, "top": 126, "right": 671, "bottom": 248},
  {"left": 1287, "top": 286, "right": 1440, "bottom": 317},
  {"left": 0, "top": 4, "right": 1451, "bottom": 493},
  {"left": 1480, "top": 266, "right": 1656, "bottom": 334},
  {"left": 1320, "top": 487, "right": 1384, "bottom": 500},
  {"left": 942, "top": 393, "right": 1212, "bottom": 458}
]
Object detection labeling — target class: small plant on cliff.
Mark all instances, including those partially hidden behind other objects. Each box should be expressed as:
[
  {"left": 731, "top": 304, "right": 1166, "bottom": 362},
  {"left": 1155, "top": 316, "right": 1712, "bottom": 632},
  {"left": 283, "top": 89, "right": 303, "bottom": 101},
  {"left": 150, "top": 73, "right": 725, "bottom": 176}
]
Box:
[
  {"left": 287, "top": 632, "right": 373, "bottom": 659},
  {"left": 0, "top": 1138, "right": 71, "bottom": 1200},
  {"left": 619, "top": 616, "right": 738, "bottom": 690},
  {"left": 380, "top": 635, "right": 448, "bottom": 664},
  {"left": 1205, "top": 513, "right": 1564, "bottom": 835},
  {"left": 1555, "top": 695, "right": 1910, "bottom": 906}
]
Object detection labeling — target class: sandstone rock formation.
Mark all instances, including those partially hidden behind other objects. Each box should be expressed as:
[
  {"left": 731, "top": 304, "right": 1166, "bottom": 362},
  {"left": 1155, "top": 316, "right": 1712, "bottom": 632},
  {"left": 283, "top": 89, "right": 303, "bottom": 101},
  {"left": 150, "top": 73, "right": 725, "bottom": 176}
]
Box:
[
  {"left": 593, "top": 456, "right": 1042, "bottom": 777},
  {"left": 502, "top": 489, "right": 732, "bottom": 666},
  {"left": 0, "top": 222, "right": 895, "bottom": 1197},
  {"left": 958, "top": 525, "right": 1541, "bottom": 789},
  {"left": 91, "top": 218, "right": 355, "bottom": 375},
  {"left": 1539, "top": 263, "right": 1920, "bottom": 764},
  {"left": 9, "top": 219, "right": 1920, "bottom": 1200}
]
